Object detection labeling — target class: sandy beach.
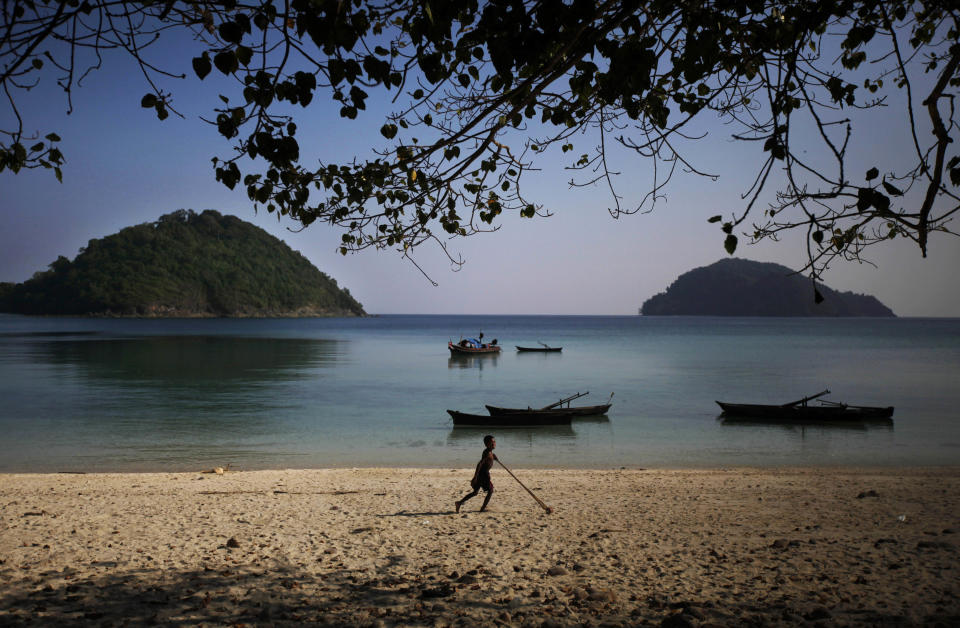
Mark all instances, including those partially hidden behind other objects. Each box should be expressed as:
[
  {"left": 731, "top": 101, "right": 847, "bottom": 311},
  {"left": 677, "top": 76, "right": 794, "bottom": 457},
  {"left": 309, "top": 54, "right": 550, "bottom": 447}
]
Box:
[{"left": 2, "top": 467, "right": 958, "bottom": 626}]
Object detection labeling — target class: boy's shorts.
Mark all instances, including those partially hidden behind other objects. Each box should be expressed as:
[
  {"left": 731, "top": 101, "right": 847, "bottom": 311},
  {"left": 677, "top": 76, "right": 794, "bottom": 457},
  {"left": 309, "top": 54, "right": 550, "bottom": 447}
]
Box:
[{"left": 471, "top": 477, "right": 493, "bottom": 492}]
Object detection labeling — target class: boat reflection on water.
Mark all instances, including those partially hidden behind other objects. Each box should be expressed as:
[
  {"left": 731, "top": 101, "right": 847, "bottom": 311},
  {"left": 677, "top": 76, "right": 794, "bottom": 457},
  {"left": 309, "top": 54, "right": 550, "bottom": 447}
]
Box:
[
  {"left": 568, "top": 414, "right": 611, "bottom": 424},
  {"left": 447, "top": 354, "right": 499, "bottom": 369},
  {"left": 446, "top": 423, "right": 576, "bottom": 444},
  {"left": 718, "top": 415, "right": 894, "bottom": 433}
]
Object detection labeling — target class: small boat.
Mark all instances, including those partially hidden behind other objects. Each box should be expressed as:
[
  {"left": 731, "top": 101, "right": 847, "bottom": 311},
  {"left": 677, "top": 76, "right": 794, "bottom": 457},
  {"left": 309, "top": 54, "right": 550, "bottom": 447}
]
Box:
[
  {"left": 716, "top": 389, "right": 894, "bottom": 422},
  {"left": 516, "top": 343, "right": 562, "bottom": 352},
  {"left": 447, "top": 409, "right": 574, "bottom": 426},
  {"left": 486, "top": 392, "right": 612, "bottom": 417},
  {"left": 486, "top": 403, "right": 610, "bottom": 416},
  {"left": 448, "top": 337, "right": 501, "bottom": 355}
]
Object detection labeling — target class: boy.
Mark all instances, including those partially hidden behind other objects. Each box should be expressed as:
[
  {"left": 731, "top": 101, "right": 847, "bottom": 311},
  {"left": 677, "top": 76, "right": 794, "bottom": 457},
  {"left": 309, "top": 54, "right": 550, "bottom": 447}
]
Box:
[{"left": 455, "top": 434, "right": 496, "bottom": 513}]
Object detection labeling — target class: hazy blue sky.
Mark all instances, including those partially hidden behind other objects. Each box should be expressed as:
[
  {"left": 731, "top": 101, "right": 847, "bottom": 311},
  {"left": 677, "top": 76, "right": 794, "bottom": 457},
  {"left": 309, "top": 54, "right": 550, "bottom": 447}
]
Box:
[{"left": 2, "top": 29, "right": 958, "bottom": 317}]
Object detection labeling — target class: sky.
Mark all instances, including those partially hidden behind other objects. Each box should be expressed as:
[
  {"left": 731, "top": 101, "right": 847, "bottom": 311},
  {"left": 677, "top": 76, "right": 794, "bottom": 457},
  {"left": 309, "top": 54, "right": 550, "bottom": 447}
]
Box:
[{"left": 2, "top": 21, "right": 959, "bottom": 317}]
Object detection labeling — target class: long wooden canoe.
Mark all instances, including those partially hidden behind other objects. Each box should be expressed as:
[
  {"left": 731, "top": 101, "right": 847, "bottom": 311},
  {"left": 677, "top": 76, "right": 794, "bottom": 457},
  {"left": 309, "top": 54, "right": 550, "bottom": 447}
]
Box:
[
  {"left": 516, "top": 345, "right": 562, "bottom": 352},
  {"left": 447, "top": 409, "right": 574, "bottom": 426},
  {"left": 485, "top": 403, "right": 611, "bottom": 417},
  {"left": 716, "top": 401, "right": 894, "bottom": 421},
  {"left": 486, "top": 391, "right": 612, "bottom": 417}
]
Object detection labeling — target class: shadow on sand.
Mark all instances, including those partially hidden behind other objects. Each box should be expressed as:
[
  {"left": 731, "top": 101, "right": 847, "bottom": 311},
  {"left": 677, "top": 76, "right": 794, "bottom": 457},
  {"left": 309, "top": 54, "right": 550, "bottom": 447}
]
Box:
[{"left": 0, "top": 560, "right": 513, "bottom": 626}]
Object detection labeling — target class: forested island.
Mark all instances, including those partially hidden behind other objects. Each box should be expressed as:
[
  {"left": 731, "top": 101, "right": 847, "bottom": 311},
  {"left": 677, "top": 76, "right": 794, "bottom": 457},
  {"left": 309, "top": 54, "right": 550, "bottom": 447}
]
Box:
[
  {"left": 0, "top": 210, "right": 366, "bottom": 317},
  {"left": 641, "top": 258, "right": 895, "bottom": 317}
]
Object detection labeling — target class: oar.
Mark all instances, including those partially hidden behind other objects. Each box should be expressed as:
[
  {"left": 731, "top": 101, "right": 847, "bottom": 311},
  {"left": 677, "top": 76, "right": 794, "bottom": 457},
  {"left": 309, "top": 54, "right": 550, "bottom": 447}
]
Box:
[{"left": 496, "top": 459, "right": 553, "bottom": 514}]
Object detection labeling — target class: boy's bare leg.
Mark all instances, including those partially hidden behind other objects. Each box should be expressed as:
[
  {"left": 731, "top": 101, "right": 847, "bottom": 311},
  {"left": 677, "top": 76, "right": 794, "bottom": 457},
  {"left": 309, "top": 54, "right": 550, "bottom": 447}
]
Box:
[
  {"left": 479, "top": 488, "right": 493, "bottom": 512},
  {"left": 456, "top": 488, "right": 479, "bottom": 513}
]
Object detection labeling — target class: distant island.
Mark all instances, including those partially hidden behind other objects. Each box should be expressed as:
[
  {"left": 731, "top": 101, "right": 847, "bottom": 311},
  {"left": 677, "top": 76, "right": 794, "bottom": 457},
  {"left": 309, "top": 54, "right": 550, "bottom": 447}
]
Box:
[
  {"left": 0, "top": 209, "right": 366, "bottom": 317},
  {"left": 641, "top": 258, "right": 895, "bottom": 317}
]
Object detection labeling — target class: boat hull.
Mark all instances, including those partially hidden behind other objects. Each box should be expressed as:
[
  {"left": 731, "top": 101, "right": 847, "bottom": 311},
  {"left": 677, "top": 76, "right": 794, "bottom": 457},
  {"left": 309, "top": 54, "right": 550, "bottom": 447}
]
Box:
[
  {"left": 448, "top": 341, "right": 501, "bottom": 355},
  {"left": 515, "top": 346, "right": 562, "bottom": 352},
  {"left": 447, "top": 409, "right": 573, "bottom": 426},
  {"left": 485, "top": 403, "right": 611, "bottom": 417},
  {"left": 716, "top": 401, "right": 894, "bottom": 421}
]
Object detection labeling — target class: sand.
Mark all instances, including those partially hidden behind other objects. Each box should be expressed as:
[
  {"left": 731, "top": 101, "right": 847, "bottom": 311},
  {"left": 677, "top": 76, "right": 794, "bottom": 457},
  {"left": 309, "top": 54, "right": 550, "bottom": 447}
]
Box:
[{"left": 1, "top": 467, "right": 958, "bottom": 626}]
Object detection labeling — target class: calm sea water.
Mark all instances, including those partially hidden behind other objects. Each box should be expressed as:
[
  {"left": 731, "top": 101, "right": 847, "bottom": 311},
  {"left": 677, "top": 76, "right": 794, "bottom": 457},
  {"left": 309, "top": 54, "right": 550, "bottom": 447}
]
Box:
[{"left": 0, "top": 314, "right": 958, "bottom": 472}]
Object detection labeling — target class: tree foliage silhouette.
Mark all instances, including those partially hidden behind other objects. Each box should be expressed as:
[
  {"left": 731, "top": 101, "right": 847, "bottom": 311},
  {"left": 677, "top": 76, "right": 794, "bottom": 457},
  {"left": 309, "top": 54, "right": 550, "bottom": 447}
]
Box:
[{"left": 2, "top": 0, "right": 958, "bottom": 282}]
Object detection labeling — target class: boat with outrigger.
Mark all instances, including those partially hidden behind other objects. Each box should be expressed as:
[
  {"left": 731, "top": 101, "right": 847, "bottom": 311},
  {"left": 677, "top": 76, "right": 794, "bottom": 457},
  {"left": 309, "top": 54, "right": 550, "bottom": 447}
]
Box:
[
  {"left": 716, "top": 389, "right": 894, "bottom": 422},
  {"left": 485, "top": 391, "right": 612, "bottom": 417},
  {"left": 448, "top": 392, "right": 613, "bottom": 427},
  {"left": 447, "top": 408, "right": 575, "bottom": 426}
]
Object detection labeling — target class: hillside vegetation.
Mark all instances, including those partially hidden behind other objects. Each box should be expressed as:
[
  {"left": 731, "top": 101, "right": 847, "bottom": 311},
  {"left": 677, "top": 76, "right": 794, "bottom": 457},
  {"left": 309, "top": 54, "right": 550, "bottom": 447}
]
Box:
[
  {"left": 0, "top": 210, "right": 365, "bottom": 317},
  {"left": 641, "top": 258, "right": 894, "bottom": 317}
]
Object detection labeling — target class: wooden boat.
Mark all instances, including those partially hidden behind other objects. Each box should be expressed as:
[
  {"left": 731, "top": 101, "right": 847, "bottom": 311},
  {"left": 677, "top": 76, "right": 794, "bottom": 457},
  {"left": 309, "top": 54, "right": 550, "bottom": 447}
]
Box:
[
  {"left": 486, "top": 392, "right": 612, "bottom": 417},
  {"left": 448, "top": 337, "right": 501, "bottom": 355},
  {"left": 486, "top": 403, "right": 610, "bottom": 416},
  {"left": 447, "top": 409, "right": 574, "bottom": 426},
  {"left": 516, "top": 343, "right": 562, "bottom": 352},
  {"left": 716, "top": 389, "right": 894, "bottom": 421}
]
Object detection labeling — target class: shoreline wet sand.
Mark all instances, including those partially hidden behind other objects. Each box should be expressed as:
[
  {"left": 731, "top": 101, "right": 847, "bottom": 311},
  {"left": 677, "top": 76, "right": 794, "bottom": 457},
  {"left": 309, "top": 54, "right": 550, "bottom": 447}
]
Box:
[{"left": 2, "top": 467, "right": 958, "bottom": 626}]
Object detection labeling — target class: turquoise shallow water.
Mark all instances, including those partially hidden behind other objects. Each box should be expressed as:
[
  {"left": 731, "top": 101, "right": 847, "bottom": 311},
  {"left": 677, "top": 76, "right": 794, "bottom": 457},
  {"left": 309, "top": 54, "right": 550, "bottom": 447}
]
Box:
[{"left": 0, "top": 314, "right": 958, "bottom": 472}]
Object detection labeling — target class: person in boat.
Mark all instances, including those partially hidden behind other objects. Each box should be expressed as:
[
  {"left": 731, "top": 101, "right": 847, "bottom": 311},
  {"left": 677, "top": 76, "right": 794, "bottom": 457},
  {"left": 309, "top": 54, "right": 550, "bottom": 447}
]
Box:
[{"left": 455, "top": 434, "right": 496, "bottom": 513}]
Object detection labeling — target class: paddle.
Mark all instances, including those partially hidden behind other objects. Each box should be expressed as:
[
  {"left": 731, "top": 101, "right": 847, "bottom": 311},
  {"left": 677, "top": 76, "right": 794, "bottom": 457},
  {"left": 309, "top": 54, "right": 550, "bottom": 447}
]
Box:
[{"left": 496, "top": 459, "right": 553, "bottom": 514}]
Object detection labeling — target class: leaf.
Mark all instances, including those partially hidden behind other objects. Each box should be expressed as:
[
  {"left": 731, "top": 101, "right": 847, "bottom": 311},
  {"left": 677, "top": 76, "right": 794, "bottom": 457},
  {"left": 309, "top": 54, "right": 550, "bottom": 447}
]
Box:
[
  {"left": 214, "top": 51, "right": 238, "bottom": 75},
  {"left": 193, "top": 53, "right": 212, "bottom": 80},
  {"left": 140, "top": 93, "right": 157, "bottom": 108},
  {"left": 812, "top": 230, "right": 823, "bottom": 244},
  {"left": 865, "top": 167, "right": 879, "bottom": 180},
  {"left": 872, "top": 191, "right": 890, "bottom": 213},
  {"left": 235, "top": 46, "right": 253, "bottom": 67},
  {"left": 948, "top": 156, "right": 960, "bottom": 186},
  {"left": 380, "top": 124, "right": 398, "bottom": 139},
  {"left": 44, "top": 133, "right": 61, "bottom": 142},
  {"left": 707, "top": 215, "right": 722, "bottom": 223},
  {"left": 856, "top": 187, "right": 872, "bottom": 212},
  {"left": 723, "top": 234, "right": 738, "bottom": 255},
  {"left": 219, "top": 21, "right": 243, "bottom": 44},
  {"left": 882, "top": 180, "right": 903, "bottom": 196}
]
